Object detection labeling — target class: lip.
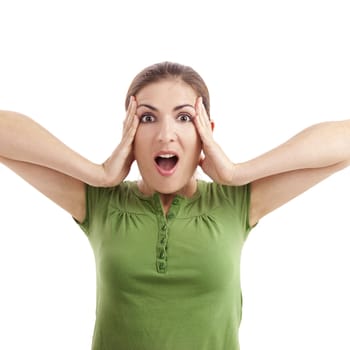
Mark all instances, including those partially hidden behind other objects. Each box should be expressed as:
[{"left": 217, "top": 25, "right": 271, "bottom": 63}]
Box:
[{"left": 153, "top": 150, "right": 179, "bottom": 177}]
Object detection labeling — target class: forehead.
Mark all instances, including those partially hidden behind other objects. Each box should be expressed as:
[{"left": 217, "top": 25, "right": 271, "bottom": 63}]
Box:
[{"left": 136, "top": 79, "right": 197, "bottom": 106}]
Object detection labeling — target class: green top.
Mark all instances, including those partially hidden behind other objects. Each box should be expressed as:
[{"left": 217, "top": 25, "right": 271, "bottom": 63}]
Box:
[{"left": 77, "top": 180, "right": 254, "bottom": 350}]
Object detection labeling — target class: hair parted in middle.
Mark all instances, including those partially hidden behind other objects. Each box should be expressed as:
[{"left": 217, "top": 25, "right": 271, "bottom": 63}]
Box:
[{"left": 125, "top": 62, "right": 211, "bottom": 119}]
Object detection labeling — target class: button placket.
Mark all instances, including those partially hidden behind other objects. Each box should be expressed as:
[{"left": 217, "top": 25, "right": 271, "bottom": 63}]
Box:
[
  {"left": 156, "top": 219, "right": 169, "bottom": 273},
  {"left": 155, "top": 195, "right": 182, "bottom": 273}
]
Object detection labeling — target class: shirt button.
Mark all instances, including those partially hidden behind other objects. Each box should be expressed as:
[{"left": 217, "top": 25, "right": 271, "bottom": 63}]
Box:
[{"left": 158, "top": 261, "right": 166, "bottom": 271}]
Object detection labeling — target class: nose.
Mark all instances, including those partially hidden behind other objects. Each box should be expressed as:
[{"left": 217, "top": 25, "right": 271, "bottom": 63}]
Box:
[{"left": 156, "top": 118, "right": 176, "bottom": 143}]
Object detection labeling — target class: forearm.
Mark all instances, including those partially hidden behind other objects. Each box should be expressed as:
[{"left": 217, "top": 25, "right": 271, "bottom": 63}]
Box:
[
  {"left": 0, "top": 110, "right": 105, "bottom": 186},
  {"left": 236, "top": 120, "right": 350, "bottom": 184}
]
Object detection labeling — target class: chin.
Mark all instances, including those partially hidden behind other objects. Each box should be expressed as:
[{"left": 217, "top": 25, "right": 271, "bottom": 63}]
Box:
[
  {"left": 152, "top": 181, "right": 184, "bottom": 195},
  {"left": 137, "top": 161, "right": 198, "bottom": 195},
  {"left": 154, "top": 175, "right": 198, "bottom": 196}
]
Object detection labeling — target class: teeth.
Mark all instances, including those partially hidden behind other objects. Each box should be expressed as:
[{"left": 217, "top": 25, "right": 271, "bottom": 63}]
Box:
[{"left": 158, "top": 154, "right": 176, "bottom": 158}]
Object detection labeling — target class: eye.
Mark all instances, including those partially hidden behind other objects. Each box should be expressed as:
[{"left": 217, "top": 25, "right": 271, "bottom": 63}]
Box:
[
  {"left": 177, "top": 113, "right": 192, "bottom": 122},
  {"left": 140, "top": 114, "right": 156, "bottom": 123}
]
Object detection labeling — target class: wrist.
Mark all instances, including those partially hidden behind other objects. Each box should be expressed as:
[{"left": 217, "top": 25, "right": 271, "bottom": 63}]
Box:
[
  {"left": 91, "top": 163, "right": 109, "bottom": 187},
  {"left": 70, "top": 161, "right": 107, "bottom": 187},
  {"left": 230, "top": 162, "right": 252, "bottom": 186}
]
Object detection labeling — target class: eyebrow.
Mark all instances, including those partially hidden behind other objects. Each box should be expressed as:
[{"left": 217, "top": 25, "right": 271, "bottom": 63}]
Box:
[{"left": 136, "top": 104, "right": 195, "bottom": 112}]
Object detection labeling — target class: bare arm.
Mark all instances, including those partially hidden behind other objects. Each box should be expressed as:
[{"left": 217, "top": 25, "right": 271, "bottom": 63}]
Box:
[
  {"left": 236, "top": 120, "right": 350, "bottom": 185},
  {"left": 193, "top": 101, "right": 350, "bottom": 225},
  {"left": 0, "top": 100, "right": 139, "bottom": 186},
  {"left": 0, "top": 100, "right": 139, "bottom": 221},
  {"left": 0, "top": 110, "right": 98, "bottom": 221},
  {"left": 244, "top": 120, "right": 350, "bottom": 225},
  {"left": 195, "top": 98, "right": 350, "bottom": 185},
  {"left": 0, "top": 156, "right": 86, "bottom": 222},
  {"left": 0, "top": 110, "right": 105, "bottom": 186},
  {"left": 188, "top": 100, "right": 350, "bottom": 224},
  {"left": 249, "top": 160, "right": 349, "bottom": 226}
]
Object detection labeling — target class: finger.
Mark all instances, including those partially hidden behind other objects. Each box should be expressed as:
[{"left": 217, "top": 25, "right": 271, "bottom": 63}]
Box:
[
  {"left": 123, "top": 96, "right": 138, "bottom": 134},
  {"left": 193, "top": 98, "right": 214, "bottom": 145},
  {"left": 194, "top": 97, "right": 203, "bottom": 122},
  {"left": 193, "top": 97, "right": 204, "bottom": 128},
  {"left": 123, "top": 96, "right": 136, "bottom": 125},
  {"left": 194, "top": 97, "right": 210, "bottom": 129},
  {"left": 198, "top": 97, "right": 211, "bottom": 126},
  {"left": 123, "top": 115, "right": 139, "bottom": 146}
]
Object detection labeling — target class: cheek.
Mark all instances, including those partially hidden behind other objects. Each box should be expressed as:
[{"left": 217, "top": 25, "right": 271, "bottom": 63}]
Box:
[
  {"left": 134, "top": 129, "right": 141, "bottom": 146},
  {"left": 133, "top": 129, "right": 146, "bottom": 159},
  {"left": 183, "top": 130, "right": 202, "bottom": 161},
  {"left": 134, "top": 126, "right": 151, "bottom": 144},
  {"left": 187, "top": 126, "right": 201, "bottom": 148}
]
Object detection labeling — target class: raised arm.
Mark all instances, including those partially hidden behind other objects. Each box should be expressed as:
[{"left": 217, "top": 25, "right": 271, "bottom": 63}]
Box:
[
  {"left": 0, "top": 110, "right": 96, "bottom": 222},
  {"left": 237, "top": 120, "right": 350, "bottom": 184},
  {"left": 0, "top": 98, "right": 139, "bottom": 221},
  {"left": 193, "top": 98, "right": 350, "bottom": 226},
  {"left": 0, "top": 110, "right": 105, "bottom": 186},
  {"left": 244, "top": 120, "right": 350, "bottom": 225},
  {"left": 194, "top": 97, "right": 350, "bottom": 185},
  {"left": 0, "top": 98, "right": 139, "bottom": 186}
]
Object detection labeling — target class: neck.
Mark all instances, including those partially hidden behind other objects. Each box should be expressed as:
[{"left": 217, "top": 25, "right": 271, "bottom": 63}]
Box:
[
  {"left": 159, "top": 193, "right": 176, "bottom": 215},
  {"left": 137, "top": 177, "right": 198, "bottom": 213}
]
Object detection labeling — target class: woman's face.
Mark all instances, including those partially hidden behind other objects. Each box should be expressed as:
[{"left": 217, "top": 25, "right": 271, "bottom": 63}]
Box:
[{"left": 134, "top": 79, "right": 202, "bottom": 195}]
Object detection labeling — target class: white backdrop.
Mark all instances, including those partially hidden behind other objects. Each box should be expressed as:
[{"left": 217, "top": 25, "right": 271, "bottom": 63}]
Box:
[{"left": 1, "top": 0, "right": 350, "bottom": 349}]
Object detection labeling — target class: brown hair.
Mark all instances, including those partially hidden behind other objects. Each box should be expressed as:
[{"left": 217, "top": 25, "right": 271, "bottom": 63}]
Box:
[{"left": 125, "top": 61, "right": 210, "bottom": 118}]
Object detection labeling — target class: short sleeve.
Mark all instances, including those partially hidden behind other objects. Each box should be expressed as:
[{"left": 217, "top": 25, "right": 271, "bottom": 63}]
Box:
[
  {"left": 220, "top": 183, "right": 257, "bottom": 239},
  {"left": 73, "top": 184, "right": 114, "bottom": 236}
]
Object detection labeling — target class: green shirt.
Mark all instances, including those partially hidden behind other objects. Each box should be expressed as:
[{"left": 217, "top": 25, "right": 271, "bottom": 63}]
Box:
[{"left": 77, "top": 180, "right": 253, "bottom": 350}]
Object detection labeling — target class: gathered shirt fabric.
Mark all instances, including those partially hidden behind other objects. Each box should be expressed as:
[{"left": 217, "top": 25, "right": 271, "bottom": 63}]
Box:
[{"left": 76, "top": 180, "right": 254, "bottom": 350}]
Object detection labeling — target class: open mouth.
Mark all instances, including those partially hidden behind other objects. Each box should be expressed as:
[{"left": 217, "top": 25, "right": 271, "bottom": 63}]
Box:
[{"left": 155, "top": 154, "right": 179, "bottom": 175}]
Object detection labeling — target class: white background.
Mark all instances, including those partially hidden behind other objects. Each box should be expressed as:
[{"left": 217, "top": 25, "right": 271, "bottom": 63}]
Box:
[{"left": 1, "top": 0, "right": 350, "bottom": 349}]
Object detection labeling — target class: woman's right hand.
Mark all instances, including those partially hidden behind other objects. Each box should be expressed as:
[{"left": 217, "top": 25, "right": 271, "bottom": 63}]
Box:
[{"left": 101, "top": 96, "right": 140, "bottom": 187}]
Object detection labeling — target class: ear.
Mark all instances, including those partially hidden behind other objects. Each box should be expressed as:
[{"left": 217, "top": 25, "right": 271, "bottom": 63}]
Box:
[
  {"left": 210, "top": 120, "right": 215, "bottom": 131},
  {"left": 198, "top": 153, "right": 205, "bottom": 166}
]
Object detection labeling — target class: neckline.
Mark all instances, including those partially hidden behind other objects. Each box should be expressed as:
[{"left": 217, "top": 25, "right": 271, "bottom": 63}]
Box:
[{"left": 128, "top": 180, "right": 203, "bottom": 203}]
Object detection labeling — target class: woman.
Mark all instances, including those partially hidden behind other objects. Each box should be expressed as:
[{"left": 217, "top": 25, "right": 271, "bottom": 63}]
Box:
[{"left": 0, "top": 62, "right": 349, "bottom": 349}]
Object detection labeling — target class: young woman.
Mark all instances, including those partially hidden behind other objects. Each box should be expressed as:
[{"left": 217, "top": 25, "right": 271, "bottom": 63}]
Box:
[{"left": 0, "top": 62, "right": 349, "bottom": 349}]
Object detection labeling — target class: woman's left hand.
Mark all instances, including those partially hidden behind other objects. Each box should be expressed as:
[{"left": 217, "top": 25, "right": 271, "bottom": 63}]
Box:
[{"left": 193, "top": 97, "right": 239, "bottom": 185}]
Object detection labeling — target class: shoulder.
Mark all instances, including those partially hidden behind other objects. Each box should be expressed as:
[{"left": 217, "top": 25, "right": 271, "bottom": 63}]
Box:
[
  {"left": 193, "top": 181, "right": 253, "bottom": 235},
  {"left": 86, "top": 181, "right": 135, "bottom": 199},
  {"left": 198, "top": 180, "right": 250, "bottom": 204}
]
